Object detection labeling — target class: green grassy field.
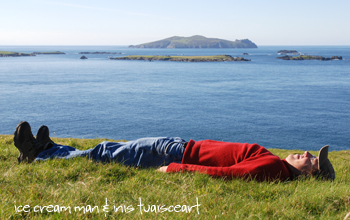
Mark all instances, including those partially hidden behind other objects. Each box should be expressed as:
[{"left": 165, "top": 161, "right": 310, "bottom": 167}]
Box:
[{"left": 1, "top": 135, "right": 349, "bottom": 219}]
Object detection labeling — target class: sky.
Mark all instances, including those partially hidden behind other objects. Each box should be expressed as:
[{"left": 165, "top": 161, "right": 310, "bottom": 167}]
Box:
[{"left": 1, "top": 0, "right": 350, "bottom": 46}]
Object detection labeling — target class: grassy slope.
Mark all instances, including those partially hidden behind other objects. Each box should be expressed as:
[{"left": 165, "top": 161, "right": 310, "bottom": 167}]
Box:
[{"left": 1, "top": 135, "right": 349, "bottom": 219}]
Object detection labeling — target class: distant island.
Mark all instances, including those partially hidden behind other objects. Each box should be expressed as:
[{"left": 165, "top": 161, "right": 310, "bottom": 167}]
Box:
[
  {"left": 109, "top": 55, "right": 251, "bottom": 62},
  {"left": 277, "top": 55, "right": 343, "bottom": 61},
  {"left": 32, "top": 51, "right": 65, "bottom": 55},
  {"left": 128, "top": 35, "right": 257, "bottom": 49},
  {"left": 1, "top": 51, "right": 65, "bottom": 57},
  {"left": 79, "top": 52, "right": 121, "bottom": 54},
  {"left": 277, "top": 50, "right": 300, "bottom": 55},
  {"left": 0, "top": 51, "right": 34, "bottom": 57}
]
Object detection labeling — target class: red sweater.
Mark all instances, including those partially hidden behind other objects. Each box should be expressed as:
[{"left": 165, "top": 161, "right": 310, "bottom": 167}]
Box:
[{"left": 167, "top": 139, "right": 293, "bottom": 181}]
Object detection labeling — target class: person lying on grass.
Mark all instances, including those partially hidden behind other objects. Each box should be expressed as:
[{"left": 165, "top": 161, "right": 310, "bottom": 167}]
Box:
[{"left": 13, "top": 121, "right": 335, "bottom": 182}]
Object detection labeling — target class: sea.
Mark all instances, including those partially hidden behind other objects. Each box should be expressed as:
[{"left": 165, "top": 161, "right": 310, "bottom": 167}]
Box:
[{"left": 0, "top": 45, "right": 349, "bottom": 151}]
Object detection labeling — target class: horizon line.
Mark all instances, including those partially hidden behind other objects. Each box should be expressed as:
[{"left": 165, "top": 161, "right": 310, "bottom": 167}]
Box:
[{"left": 1, "top": 44, "right": 350, "bottom": 47}]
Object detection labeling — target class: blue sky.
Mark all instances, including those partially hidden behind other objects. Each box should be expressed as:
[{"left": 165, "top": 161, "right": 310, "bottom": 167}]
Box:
[{"left": 1, "top": 0, "right": 349, "bottom": 45}]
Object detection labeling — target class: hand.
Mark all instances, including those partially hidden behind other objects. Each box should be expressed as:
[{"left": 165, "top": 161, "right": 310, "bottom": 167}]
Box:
[{"left": 157, "top": 166, "right": 168, "bottom": 173}]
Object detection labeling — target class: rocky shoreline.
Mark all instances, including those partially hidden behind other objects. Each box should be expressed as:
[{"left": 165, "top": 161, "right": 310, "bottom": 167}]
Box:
[
  {"left": 0, "top": 52, "right": 34, "bottom": 57},
  {"left": 109, "top": 55, "right": 251, "bottom": 62},
  {"left": 0, "top": 51, "right": 65, "bottom": 57},
  {"left": 32, "top": 51, "right": 65, "bottom": 55},
  {"left": 277, "top": 50, "right": 300, "bottom": 55},
  {"left": 79, "top": 52, "right": 122, "bottom": 54},
  {"left": 277, "top": 55, "right": 343, "bottom": 61}
]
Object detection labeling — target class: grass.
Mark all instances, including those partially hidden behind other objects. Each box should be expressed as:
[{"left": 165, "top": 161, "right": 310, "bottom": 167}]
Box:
[
  {"left": 0, "top": 51, "right": 33, "bottom": 57},
  {"left": 1, "top": 134, "right": 350, "bottom": 219},
  {"left": 0, "top": 51, "right": 17, "bottom": 55}
]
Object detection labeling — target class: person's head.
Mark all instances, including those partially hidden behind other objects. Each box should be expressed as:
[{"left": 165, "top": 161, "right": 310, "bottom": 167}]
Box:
[
  {"left": 285, "top": 145, "right": 335, "bottom": 180},
  {"left": 285, "top": 151, "right": 318, "bottom": 175}
]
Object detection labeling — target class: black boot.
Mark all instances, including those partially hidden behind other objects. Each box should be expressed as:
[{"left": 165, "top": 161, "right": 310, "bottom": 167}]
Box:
[
  {"left": 36, "top": 125, "right": 54, "bottom": 150},
  {"left": 14, "top": 121, "right": 45, "bottom": 163}
]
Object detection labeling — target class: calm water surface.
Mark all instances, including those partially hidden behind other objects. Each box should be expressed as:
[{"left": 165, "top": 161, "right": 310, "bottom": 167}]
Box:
[{"left": 0, "top": 46, "right": 349, "bottom": 151}]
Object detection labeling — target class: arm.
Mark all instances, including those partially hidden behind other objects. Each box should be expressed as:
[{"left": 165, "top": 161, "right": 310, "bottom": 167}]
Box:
[{"left": 166, "top": 157, "right": 290, "bottom": 181}]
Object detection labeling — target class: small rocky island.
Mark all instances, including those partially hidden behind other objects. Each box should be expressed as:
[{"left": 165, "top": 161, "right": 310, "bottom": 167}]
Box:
[
  {"left": 0, "top": 51, "right": 34, "bottom": 57},
  {"left": 277, "top": 50, "right": 300, "bottom": 55},
  {"left": 1, "top": 51, "right": 66, "bottom": 57},
  {"left": 32, "top": 51, "right": 65, "bottom": 55},
  {"left": 80, "top": 55, "right": 88, "bottom": 59},
  {"left": 277, "top": 55, "right": 343, "bottom": 61},
  {"left": 109, "top": 55, "right": 251, "bottom": 62},
  {"left": 79, "top": 52, "right": 121, "bottom": 54}
]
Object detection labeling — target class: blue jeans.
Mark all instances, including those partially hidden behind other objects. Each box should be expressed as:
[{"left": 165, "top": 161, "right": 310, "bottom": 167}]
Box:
[{"left": 35, "top": 137, "right": 186, "bottom": 167}]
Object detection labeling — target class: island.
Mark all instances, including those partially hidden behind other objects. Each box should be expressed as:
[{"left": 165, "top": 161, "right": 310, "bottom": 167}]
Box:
[
  {"left": 0, "top": 51, "right": 34, "bottom": 57},
  {"left": 128, "top": 35, "right": 257, "bottom": 49},
  {"left": 277, "top": 50, "right": 300, "bottom": 55},
  {"left": 80, "top": 55, "right": 88, "bottom": 59},
  {"left": 1, "top": 51, "right": 66, "bottom": 57},
  {"left": 79, "top": 52, "right": 121, "bottom": 54},
  {"left": 32, "top": 51, "right": 65, "bottom": 55},
  {"left": 277, "top": 55, "right": 343, "bottom": 61},
  {"left": 109, "top": 55, "right": 251, "bottom": 62}
]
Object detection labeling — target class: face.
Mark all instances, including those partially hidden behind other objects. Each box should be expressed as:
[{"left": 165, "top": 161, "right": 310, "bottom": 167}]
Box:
[{"left": 285, "top": 151, "right": 319, "bottom": 174}]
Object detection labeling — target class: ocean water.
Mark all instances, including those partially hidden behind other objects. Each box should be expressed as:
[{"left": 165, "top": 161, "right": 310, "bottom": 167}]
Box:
[{"left": 0, "top": 45, "right": 349, "bottom": 151}]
